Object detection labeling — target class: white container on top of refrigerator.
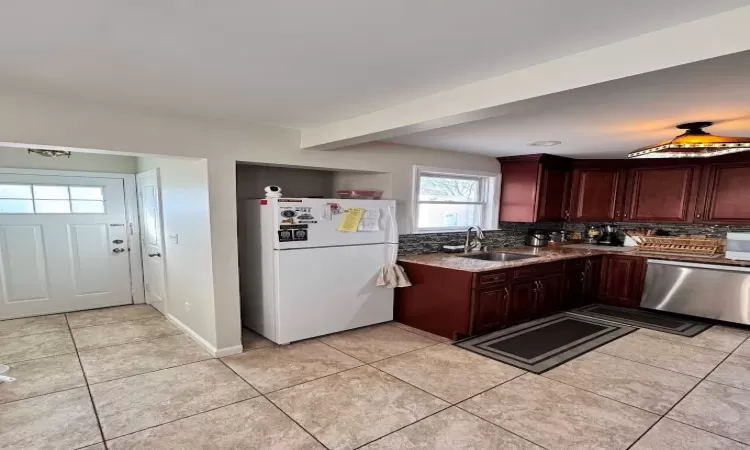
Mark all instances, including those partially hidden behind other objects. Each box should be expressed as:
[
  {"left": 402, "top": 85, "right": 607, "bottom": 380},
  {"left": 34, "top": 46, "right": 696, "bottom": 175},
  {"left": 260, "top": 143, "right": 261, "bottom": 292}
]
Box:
[{"left": 238, "top": 198, "right": 398, "bottom": 344}]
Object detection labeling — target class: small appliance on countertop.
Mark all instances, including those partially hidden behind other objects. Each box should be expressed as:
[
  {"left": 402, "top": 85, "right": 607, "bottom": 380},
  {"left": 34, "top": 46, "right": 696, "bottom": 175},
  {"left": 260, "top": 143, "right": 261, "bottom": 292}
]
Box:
[
  {"left": 584, "top": 225, "right": 602, "bottom": 244},
  {"left": 597, "top": 224, "right": 623, "bottom": 246},
  {"left": 525, "top": 229, "right": 550, "bottom": 247}
]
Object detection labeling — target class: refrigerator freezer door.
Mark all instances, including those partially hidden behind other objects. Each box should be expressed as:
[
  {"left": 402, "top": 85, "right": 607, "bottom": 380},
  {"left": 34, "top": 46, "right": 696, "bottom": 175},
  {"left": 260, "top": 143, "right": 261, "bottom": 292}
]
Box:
[
  {"left": 270, "top": 198, "right": 397, "bottom": 250},
  {"left": 273, "top": 243, "right": 394, "bottom": 344}
]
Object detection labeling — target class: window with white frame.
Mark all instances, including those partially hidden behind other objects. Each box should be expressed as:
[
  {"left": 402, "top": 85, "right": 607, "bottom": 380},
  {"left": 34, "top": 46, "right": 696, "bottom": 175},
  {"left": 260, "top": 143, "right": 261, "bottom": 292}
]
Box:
[
  {"left": 0, "top": 184, "right": 106, "bottom": 214},
  {"left": 413, "top": 166, "right": 499, "bottom": 233}
]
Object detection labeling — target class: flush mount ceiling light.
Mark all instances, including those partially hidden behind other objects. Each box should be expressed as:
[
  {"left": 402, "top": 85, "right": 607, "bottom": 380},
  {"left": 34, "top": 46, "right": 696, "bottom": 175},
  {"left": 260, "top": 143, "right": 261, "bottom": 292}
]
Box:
[
  {"left": 27, "top": 149, "right": 71, "bottom": 158},
  {"left": 528, "top": 140, "right": 561, "bottom": 147},
  {"left": 628, "top": 122, "right": 750, "bottom": 159}
]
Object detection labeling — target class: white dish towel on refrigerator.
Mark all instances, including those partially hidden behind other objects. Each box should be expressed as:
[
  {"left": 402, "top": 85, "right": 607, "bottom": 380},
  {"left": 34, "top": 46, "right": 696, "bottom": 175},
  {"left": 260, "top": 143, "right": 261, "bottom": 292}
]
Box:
[{"left": 376, "top": 207, "right": 411, "bottom": 288}]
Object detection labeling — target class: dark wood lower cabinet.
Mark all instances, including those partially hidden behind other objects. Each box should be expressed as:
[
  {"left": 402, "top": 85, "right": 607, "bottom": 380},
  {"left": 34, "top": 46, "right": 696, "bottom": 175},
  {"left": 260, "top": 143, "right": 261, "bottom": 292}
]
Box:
[
  {"left": 470, "top": 285, "right": 509, "bottom": 335},
  {"left": 508, "top": 280, "right": 538, "bottom": 326},
  {"left": 598, "top": 254, "right": 646, "bottom": 308},
  {"left": 396, "top": 254, "right": 644, "bottom": 340},
  {"left": 562, "top": 256, "right": 602, "bottom": 309},
  {"left": 537, "top": 273, "right": 563, "bottom": 316}
]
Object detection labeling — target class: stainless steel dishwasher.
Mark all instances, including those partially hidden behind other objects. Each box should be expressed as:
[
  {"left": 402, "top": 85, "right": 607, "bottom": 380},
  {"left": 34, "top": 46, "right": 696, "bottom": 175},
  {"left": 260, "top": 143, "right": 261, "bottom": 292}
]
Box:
[{"left": 641, "top": 259, "right": 750, "bottom": 325}]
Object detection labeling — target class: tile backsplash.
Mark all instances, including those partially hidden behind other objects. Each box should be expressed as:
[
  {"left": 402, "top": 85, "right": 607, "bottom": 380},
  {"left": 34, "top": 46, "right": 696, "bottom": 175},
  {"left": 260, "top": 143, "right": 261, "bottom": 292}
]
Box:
[{"left": 398, "top": 221, "right": 750, "bottom": 255}]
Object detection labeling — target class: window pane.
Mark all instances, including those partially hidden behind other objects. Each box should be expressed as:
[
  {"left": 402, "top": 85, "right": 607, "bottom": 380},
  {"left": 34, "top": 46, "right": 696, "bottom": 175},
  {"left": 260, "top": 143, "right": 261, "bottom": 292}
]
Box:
[
  {"left": 34, "top": 200, "right": 71, "bottom": 213},
  {"left": 70, "top": 186, "right": 104, "bottom": 200},
  {"left": 419, "top": 175, "right": 480, "bottom": 202},
  {"left": 0, "top": 199, "right": 34, "bottom": 213},
  {"left": 71, "top": 200, "right": 105, "bottom": 214},
  {"left": 33, "top": 185, "right": 70, "bottom": 200},
  {"left": 418, "top": 203, "right": 482, "bottom": 229},
  {"left": 0, "top": 184, "right": 32, "bottom": 199}
]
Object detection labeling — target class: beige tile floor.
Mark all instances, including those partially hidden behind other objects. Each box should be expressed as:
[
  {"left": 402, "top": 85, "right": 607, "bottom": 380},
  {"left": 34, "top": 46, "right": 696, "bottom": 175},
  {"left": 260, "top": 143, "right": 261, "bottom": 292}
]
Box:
[{"left": 1, "top": 305, "right": 750, "bottom": 450}]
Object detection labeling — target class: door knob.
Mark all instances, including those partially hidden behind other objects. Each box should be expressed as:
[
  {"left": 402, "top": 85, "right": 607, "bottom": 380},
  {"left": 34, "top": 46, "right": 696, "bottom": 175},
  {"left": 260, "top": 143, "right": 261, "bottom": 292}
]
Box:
[
  {"left": 148, "top": 252, "right": 161, "bottom": 258},
  {"left": 112, "top": 248, "right": 126, "bottom": 253}
]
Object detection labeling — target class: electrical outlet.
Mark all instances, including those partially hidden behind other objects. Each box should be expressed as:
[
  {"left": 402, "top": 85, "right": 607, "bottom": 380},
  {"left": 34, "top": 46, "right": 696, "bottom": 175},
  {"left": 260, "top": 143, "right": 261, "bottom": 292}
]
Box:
[
  {"left": 184, "top": 302, "right": 191, "bottom": 313},
  {"left": 169, "top": 233, "right": 179, "bottom": 244}
]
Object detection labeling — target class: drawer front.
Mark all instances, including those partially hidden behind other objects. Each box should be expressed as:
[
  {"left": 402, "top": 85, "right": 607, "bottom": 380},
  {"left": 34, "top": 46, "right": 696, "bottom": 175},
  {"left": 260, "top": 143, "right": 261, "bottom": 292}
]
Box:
[
  {"left": 473, "top": 270, "right": 508, "bottom": 288},
  {"left": 513, "top": 261, "right": 564, "bottom": 280}
]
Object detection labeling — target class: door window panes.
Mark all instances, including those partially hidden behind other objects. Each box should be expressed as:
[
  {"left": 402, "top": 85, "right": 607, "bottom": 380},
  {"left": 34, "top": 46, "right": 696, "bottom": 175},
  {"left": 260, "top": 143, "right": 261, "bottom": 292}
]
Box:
[
  {"left": 34, "top": 200, "right": 72, "bottom": 214},
  {"left": 0, "top": 184, "right": 33, "bottom": 199},
  {"left": 0, "top": 183, "right": 107, "bottom": 214},
  {"left": 33, "top": 185, "right": 70, "bottom": 200},
  {"left": 70, "top": 186, "right": 104, "bottom": 200},
  {"left": 0, "top": 199, "right": 34, "bottom": 213}
]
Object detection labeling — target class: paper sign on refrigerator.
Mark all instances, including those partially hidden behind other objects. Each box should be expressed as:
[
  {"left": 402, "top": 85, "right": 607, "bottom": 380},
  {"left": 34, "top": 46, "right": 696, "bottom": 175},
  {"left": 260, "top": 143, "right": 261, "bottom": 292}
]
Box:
[
  {"left": 358, "top": 209, "right": 381, "bottom": 231},
  {"left": 337, "top": 208, "right": 365, "bottom": 232}
]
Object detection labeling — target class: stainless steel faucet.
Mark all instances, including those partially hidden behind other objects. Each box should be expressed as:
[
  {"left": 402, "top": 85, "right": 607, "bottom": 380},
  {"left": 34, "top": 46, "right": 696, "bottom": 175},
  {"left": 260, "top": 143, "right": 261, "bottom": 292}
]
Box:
[{"left": 464, "top": 226, "right": 486, "bottom": 253}]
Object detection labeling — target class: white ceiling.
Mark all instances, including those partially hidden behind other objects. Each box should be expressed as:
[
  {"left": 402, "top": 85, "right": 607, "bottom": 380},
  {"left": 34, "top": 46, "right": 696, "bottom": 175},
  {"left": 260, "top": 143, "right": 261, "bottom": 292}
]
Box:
[
  {"left": 0, "top": 0, "right": 746, "bottom": 128},
  {"left": 388, "top": 51, "right": 750, "bottom": 158}
]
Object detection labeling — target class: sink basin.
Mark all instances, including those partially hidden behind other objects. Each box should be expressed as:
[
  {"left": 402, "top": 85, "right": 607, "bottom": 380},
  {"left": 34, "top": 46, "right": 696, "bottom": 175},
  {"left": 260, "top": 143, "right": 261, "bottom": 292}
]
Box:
[{"left": 459, "top": 252, "right": 538, "bottom": 262}]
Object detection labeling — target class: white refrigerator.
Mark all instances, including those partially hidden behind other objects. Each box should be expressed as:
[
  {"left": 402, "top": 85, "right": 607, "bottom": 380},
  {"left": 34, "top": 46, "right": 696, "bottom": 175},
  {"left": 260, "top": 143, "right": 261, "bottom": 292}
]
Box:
[{"left": 238, "top": 198, "right": 398, "bottom": 344}]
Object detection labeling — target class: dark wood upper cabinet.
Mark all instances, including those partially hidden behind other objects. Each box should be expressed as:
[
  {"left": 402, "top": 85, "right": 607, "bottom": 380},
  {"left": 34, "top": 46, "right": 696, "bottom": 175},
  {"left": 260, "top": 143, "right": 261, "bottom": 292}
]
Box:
[
  {"left": 568, "top": 167, "right": 626, "bottom": 222},
  {"left": 497, "top": 154, "right": 571, "bottom": 222},
  {"left": 497, "top": 153, "right": 750, "bottom": 225},
  {"left": 537, "top": 164, "right": 571, "bottom": 221},
  {"left": 623, "top": 165, "right": 700, "bottom": 222},
  {"left": 696, "top": 161, "right": 750, "bottom": 223}
]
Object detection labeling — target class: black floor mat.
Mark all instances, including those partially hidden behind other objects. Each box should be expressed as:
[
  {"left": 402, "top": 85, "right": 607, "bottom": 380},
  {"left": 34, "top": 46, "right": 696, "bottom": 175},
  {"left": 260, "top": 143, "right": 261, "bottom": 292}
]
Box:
[
  {"left": 571, "top": 304, "right": 710, "bottom": 337},
  {"left": 454, "top": 313, "right": 635, "bottom": 373}
]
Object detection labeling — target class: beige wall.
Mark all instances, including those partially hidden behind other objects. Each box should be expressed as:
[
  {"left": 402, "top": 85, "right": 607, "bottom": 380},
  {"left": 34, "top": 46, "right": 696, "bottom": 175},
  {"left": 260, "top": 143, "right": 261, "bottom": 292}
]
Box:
[
  {"left": 0, "top": 89, "right": 498, "bottom": 355},
  {"left": 136, "top": 156, "right": 218, "bottom": 348},
  {"left": 236, "top": 164, "right": 334, "bottom": 199},
  {"left": 0, "top": 146, "right": 137, "bottom": 173}
]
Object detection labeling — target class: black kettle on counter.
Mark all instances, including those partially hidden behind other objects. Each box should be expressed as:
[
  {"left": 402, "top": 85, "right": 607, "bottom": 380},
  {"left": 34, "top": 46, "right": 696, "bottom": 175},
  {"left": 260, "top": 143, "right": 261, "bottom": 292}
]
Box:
[{"left": 524, "top": 229, "right": 550, "bottom": 247}]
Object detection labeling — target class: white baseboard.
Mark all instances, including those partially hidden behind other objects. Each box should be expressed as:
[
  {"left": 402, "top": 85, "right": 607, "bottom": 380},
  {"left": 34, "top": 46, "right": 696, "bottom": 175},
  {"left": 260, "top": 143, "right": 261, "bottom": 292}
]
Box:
[
  {"left": 213, "top": 344, "right": 244, "bottom": 358},
  {"left": 166, "top": 314, "right": 242, "bottom": 358}
]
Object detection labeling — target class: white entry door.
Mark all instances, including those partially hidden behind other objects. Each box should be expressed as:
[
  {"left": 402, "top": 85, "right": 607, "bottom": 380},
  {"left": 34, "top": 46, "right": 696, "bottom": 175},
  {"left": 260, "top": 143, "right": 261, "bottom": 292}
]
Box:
[
  {"left": 136, "top": 171, "right": 167, "bottom": 314},
  {"left": 0, "top": 173, "right": 133, "bottom": 319}
]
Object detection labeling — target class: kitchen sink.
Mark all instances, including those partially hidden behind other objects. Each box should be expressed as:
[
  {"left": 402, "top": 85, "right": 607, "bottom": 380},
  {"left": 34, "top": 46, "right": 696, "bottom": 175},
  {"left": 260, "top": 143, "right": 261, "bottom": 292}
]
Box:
[{"left": 459, "top": 252, "right": 538, "bottom": 262}]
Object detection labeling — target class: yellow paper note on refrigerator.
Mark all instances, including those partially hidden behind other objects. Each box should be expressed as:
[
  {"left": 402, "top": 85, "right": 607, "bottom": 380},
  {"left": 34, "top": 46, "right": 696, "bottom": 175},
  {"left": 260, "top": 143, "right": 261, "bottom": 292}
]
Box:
[{"left": 337, "top": 208, "right": 365, "bottom": 232}]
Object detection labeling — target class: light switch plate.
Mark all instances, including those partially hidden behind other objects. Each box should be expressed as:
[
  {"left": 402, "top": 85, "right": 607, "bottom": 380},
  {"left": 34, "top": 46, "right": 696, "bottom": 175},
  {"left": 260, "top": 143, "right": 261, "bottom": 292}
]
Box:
[{"left": 169, "top": 233, "right": 179, "bottom": 244}]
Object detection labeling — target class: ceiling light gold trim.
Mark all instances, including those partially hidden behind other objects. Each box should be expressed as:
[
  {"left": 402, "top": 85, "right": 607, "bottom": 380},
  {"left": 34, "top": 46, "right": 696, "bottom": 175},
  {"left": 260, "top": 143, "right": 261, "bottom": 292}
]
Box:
[{"left": 628, "top": 122, "right": 750, "bottom": 159}]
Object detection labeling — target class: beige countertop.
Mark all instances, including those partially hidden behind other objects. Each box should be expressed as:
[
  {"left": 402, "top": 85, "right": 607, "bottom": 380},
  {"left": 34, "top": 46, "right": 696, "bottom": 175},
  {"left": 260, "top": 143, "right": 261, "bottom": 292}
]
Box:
[{"left": 398, "top": 245, "right": 750, "bottom": 272}]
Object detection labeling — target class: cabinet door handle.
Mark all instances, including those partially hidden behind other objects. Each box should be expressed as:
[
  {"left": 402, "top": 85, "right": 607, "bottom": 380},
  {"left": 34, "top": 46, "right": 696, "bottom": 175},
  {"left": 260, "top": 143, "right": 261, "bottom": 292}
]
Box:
[
  {"left": 503, "top": 286, "right": 510, "bottom": 300},
  {"left": 696, "top": 213, "right": 702, "bottom": 219}
]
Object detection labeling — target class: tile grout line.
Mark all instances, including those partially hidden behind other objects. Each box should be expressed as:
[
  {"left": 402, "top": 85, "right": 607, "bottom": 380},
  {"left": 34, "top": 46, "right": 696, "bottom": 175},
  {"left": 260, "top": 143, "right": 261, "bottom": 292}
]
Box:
[
  {"left": 64, "top": 315, "right": 109, "bottom": 450},
  {"left": 315, "top": 334, "right": 442, "bottom": 365},
  {"left": 663, "top": 416, "right": 750, "bottom": 447},
  {"left": 230, "top": 343, "right": 534, "bottom": 450},
  {"left": 215, "top": 358, "right": 331, "bottom": 450},
  {"left": 66, "top": 313, "right": 165, "bottom": 331},
  {"left": 358, "top": 365, "right": 541, "bottom": 450},
  {"left": 103, "top": 396, "right": 257, "bottom": 445},
  {"left": 73, "top": 329, "right": 184, "bottom": 353},
  {"left": 0, "top": 349, "right": 79, "bottom": 367},
  {"left": 0, "top": 383, "right": 87, "bottom": 408},
  {"left": 84, "top": 354, "right": 214, "bottom": 387},
  {"left": 625, "top": 346, "right": 741, "bottom": 449},
  {"left": 592, "top": 348, "right": 724, "bottom": 379},
  {"left": 536, "top": 371, "right": 672, "bottom": 416},
  {"left": 453, "top": 404, "right": 551, "bottom": 450},
  {"left": 386, "top": 322, "right": 453, "bottom": 344},
  {"left": 635, "top": 328, "right": 750, "bottom": 354}
]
